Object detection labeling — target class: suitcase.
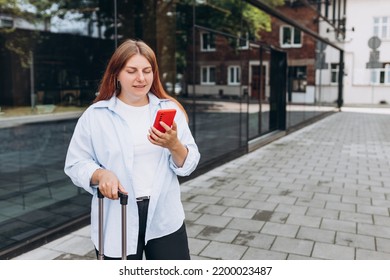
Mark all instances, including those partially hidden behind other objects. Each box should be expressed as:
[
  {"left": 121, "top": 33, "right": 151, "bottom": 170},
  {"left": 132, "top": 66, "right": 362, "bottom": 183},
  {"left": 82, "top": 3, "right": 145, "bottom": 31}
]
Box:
[{"left": 97, "top": 189, "right": 128, "bottom": 260}]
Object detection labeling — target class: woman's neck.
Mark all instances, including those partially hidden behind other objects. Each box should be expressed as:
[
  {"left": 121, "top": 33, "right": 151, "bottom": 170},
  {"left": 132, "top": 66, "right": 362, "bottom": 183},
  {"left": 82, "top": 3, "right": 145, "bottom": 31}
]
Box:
[{"left": 118, "top": 94, "right": 149, "bottom": 107}]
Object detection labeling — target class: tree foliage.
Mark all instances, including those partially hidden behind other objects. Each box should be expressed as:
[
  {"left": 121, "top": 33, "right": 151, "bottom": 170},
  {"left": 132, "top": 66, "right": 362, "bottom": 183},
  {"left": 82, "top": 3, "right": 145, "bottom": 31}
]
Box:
[{"left": 192, "top": 0, "right": 284, "bottom": 41}]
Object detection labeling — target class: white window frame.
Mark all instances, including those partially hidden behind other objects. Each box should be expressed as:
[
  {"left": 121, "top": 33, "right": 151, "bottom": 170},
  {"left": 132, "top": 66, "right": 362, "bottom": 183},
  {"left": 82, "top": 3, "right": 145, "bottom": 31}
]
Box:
[
  {"left": 373, "top": 16, "right": 390, "bottom": 39},
  {"left": 237, "top": 32, "right": 249, "bottom": 50},
  {"left": 201, "top": 66, "right": 216, "bottom": 85},
  {"left": 200, "top": 32, "right": 216, "bottom": 52},
  {"left": 330, "top": 63, "right": 339, "bottom": 84},
  {"left": 280, "top": 25, "right": 302, "bottom": 48},
  {"left": 0, "top": 17, "right": 14, "bottom": 28},
  {"left": 370, "top": 63, "right": 390, "bottom": 85},
  {"left": 228, "top": 66, "right": 241, "bottom": 85}
]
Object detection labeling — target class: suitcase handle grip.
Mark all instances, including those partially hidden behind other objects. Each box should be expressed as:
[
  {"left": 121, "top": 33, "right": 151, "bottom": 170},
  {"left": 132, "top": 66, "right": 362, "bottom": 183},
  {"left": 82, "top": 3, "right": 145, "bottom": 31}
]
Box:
[
  {"left": 97, "top": 188, "right": 128, "bottom": 205},
  {"left": 118, "top": 191, "right": 128, "bottom": 205}
]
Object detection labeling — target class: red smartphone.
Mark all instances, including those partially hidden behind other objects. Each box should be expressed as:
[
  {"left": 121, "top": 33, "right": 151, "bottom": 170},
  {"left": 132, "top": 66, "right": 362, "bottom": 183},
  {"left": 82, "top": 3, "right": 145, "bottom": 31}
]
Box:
[{"left": 153, "top": 109, "right": 177, "bottom": 132}]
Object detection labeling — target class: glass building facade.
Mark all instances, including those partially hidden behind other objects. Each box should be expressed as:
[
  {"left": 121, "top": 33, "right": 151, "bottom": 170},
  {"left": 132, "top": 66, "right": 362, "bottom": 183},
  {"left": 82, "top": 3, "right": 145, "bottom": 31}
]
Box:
[{"left": 0, "top": 0, "right": 343, "bottom": 258}]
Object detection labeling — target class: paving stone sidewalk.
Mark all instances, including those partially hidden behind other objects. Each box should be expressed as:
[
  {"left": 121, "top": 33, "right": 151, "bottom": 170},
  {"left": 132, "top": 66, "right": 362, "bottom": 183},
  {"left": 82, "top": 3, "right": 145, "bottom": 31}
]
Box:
[{"left": 14, "top": 109, "right": 390, "bottom": 260}]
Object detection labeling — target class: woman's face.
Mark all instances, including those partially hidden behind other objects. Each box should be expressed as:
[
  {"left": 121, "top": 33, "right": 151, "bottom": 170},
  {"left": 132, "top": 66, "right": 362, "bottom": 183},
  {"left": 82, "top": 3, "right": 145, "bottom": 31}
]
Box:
[{"left": 117, "top": 53, "right": 153, "bottom": 105}]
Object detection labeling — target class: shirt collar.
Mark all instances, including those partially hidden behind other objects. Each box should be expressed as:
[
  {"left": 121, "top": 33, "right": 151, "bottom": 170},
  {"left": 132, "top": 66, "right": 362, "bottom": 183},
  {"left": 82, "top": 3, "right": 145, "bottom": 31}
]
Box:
[{"left": 93, "top": 92, "right": 166, "bottom": 111}]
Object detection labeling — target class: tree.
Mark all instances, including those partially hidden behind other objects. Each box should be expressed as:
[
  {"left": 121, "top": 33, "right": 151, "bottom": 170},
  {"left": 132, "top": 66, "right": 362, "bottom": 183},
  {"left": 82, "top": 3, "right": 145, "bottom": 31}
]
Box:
[
  {"left": 0, "top": 0, "right": 101, "bottom": 67},
  {"left": 181, "top": 0, "right": 284, "bottom": 41}
]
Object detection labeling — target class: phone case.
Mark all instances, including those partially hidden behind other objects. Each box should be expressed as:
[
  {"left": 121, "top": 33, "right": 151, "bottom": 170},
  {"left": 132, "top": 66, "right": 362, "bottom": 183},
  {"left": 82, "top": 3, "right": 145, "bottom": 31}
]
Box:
[{"left": 153, "top": 109, "right": 176, "bottom": 132}]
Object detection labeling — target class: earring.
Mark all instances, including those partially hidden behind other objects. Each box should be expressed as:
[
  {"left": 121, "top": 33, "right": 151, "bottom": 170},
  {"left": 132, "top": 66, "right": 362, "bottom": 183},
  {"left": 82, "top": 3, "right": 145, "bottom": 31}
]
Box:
[{"left": 116, "top": 79, "right": 121, "bottom": 90}]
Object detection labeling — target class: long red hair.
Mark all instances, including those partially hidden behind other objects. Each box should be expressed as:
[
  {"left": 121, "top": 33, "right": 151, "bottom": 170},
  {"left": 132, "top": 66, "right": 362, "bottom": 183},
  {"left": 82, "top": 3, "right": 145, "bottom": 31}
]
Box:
[{"left": 95, "top": 39, "right": 187, "bottom": 119}]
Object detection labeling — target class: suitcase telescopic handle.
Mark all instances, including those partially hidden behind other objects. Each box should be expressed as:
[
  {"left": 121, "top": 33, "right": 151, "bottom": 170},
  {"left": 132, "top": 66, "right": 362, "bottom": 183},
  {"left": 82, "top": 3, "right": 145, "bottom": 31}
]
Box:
[
  {"left": 97, "top": 189, "right": 128, "bottom": 260},
  {"left": 97, "top": 188, "right": 128, "bottom": 203}
]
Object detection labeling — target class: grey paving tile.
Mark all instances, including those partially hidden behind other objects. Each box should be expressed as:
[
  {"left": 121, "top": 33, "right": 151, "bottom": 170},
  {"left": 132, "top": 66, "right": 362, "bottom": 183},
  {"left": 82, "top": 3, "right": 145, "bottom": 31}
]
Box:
[
  {"left": 182, "top": 201, "right": 200, "bottom": 211},
  {"left": 193, "top": 204, "right": 228, "bottom": 215},
  {"left": 268, "top": 212, "right": 289, "bottom": 224},
  {"left": 13, "top": 247, "right": 63, "bottom": 260},
  {"left": 186, "top": 223, "right": 206, "bottom": 238},
  {"left": 185, "top": 211, "right": 202, "bottom": 222},
  {"left": 188, "top": 237, "right": 209, "bottom": 255},
  {"left": 44, "top": 235, "right": 94, "bottom": 256},
  {"left": 242, "top": 248, "right": 287, "bottom": 260},
  {"left": 313, "top": 193, "right": 342, "bottom": 202},
  {"left": 274, "top": 204, "right": 307, "bottom": 215},
  {"left": 233, "top": 232, "right": 275, "bottom": 250},
  {"left": 357, "top": 204, "right": 389, "bottom": 216},
  {"left": 245, "top": 200, "right": 277, "bottom": 211},
  {"left": 297, "top": 226, "right": 335, "bottom": 244},
  {"left": 217, "top": 197, "right": 249, "bottom": 207},
  {"left": 267, "top": 195, "right": 297, "bottom": 205},
  {"left": 222, "top": 207, "right": 256, "bottom": 219},
  {"left": 287, "top": 254, "right": 323, "bottom": 260},
  {"left": 356, "top": 249, "right": 390, "bottom": 260},
  {"left": 200, "top": 241, "right": 248, "bottom": 260},
  {"left": 325, "top": 201, "right": 356, "bottom": 212},
  {"left": 271, "top": 236, "right": 314, "bottom": 256},
  {"left": 260, "top": 222, "right": 299, "bottom": 238},
  {"left": 321, "top": 218, "right": 357, "bottom": 233},
  {"left": 213, "top": 189, "right": 244, "bottom": 199},
  {"left": 376, "top": 238, "right": 390, "bottom": 254},
  {"left": 312, "top": 242, "right": 355, "bottom": 260},
  {"left": 194, "top": 214, "right": 232, "bottom": 228},
  {"left": 226, "top": 217, "right": 265, "bottom": 232},
  {"left": 296, "top": 198, "right": 326, "bottom": 208},
  {"left": 342, "top": 195, "right": 372, "bottom": 205},
  {"left": 339, "top": 211, "right": 373, "bottom": 224},
  {"left": 197, "top": 226, "right": 240, "bottom": 243},
  {"left": 373, "top": 215, "right": 390, "bottom": 227},
  {"left": 358, "top": 223, "right": 390, "bottom": 239},
  {"left": 306, "top": 206, "right": 339, "bottom": 219},
  {"left": 335, "top": 232, "right": 375, "bottom": 250},
  {"left": 189, "top": 195, "right": 222, "bottom": 205},
  {"left": 286, "top": 214, "right": 321, "bottom": 228}
]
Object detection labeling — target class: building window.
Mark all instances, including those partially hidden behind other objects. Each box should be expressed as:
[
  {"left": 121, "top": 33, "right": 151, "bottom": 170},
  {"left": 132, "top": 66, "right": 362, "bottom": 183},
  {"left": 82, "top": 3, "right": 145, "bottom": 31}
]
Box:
[
  {"left": 387, "top": 64, "right": 390, "bottom": 84},
  {"left": 228, "top": 66, "right": 241, "bottom": 85},
  {"left": 289, "top": 66, "right": 307, "bottom": 92},
  {"left": 237, "top": 32, "right": 249, "bottom": 50},
  {"left": 373, "top": 16, "right": 390, "bottom": 39},
  {"left": 370, "top": 63, "right": 390, "bottom": 84},
  {"left": 0, "top": 18, "right": 14, "bottom": 28},
  {"left": 201, "top": 32, "right": 216, "bottom": 51},
  {"left": 201, "top": 66, "right": 216, "bottom": 84},
  {"left": 331, "top": 63, "right": 339, "bottom": 84},
  {"left": 280, "top": 26, "right": 302, "bottom": 48}
]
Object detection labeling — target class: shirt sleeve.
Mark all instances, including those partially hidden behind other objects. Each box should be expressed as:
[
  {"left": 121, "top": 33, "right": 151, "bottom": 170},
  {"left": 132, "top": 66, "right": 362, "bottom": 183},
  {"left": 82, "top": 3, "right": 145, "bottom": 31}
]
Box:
[
  {"left": 168, "top": 108, "right": 200, "bottom": 176},
  {"left": 64, "top": 110, "right": 100, "bottom": 194}
]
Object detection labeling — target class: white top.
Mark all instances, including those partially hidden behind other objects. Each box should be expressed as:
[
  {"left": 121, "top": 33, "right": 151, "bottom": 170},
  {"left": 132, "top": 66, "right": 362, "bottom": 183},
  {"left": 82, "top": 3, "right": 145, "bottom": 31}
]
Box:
[{"left": 116, "top": 98, "right": 162, "bottom": 198}]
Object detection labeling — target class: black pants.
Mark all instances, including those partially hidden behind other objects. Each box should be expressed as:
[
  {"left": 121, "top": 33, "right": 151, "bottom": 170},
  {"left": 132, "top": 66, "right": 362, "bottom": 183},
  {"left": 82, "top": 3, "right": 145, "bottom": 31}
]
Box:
[{"left": 95, "top": 199, "right": 190, "bottom": 260}]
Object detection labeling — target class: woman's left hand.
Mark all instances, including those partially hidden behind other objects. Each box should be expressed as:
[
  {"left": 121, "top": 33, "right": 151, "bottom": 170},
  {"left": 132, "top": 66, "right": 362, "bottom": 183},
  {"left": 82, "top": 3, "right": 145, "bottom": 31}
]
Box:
[
  {"left": 148, "top": 121, "right": 188, "bottom": 167},
  {"left": 148, "top": 121, "right": 179, "bottom": 149}
]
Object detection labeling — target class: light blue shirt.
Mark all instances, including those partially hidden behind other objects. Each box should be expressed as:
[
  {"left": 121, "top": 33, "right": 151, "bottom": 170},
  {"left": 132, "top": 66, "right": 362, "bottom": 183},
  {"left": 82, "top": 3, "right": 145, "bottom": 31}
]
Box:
[{"left": 64, "top": 93, "right": 200, "bottom": 257}]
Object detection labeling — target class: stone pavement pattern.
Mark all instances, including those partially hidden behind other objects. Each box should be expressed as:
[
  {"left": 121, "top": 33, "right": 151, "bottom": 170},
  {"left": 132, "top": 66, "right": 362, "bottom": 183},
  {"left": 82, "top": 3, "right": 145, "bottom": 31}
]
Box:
[{"left": 14, "top": 109, "right": 390, "bottom": 260}]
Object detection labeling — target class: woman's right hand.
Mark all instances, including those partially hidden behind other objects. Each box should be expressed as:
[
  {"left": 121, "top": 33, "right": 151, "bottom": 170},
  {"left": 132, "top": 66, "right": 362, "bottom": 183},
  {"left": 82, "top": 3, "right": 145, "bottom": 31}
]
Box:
[{"left": 92, "top": 169, "right": 127, "bottom": 199}]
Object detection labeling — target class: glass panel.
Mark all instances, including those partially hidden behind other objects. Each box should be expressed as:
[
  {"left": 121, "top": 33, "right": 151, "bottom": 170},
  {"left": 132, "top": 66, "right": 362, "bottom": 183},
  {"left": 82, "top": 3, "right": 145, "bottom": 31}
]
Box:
[
  {"left": 293, "top": 29, "right": 301, "bottom": 45},
  {"left": 283, "top": 27, "right": 291, "bottom": 44},
  {"left": 202, "top": 33, "right": 209, "bottom": 50},
  {"left": 190, "top": 28, "right": 246, "bottom": 164},
  {"left": 0, "top": 0, "right": 114, "bottom": 255},
  {"left": 209, "top": 67, "right": 216, "bottom": 83}
]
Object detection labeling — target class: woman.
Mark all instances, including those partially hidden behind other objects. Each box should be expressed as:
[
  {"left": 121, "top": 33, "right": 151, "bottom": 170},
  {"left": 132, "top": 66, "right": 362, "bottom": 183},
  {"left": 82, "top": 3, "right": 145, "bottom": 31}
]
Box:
[{"left": 64, "top": 39, "right": 200, "bottom": 260}]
